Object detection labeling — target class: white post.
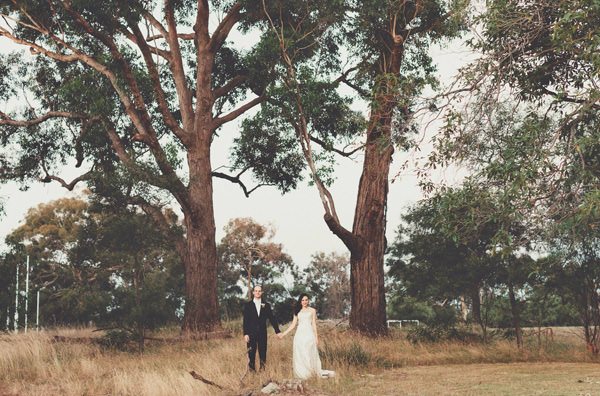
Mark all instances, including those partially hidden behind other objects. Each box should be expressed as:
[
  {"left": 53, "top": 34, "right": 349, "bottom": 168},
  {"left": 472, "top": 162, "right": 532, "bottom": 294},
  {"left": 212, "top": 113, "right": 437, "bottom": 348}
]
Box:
[
  {"left": 25, "top": 255, "right": 30, "bottom": 332},
  {"left": 5, "top": 306, "right": 9, "bottom": 331},
  {"left": 36, "top": 290, "right": 40, "bottom": 331},
  {"left": 14, "top": 262, "right": 19, "bottom": 333}
]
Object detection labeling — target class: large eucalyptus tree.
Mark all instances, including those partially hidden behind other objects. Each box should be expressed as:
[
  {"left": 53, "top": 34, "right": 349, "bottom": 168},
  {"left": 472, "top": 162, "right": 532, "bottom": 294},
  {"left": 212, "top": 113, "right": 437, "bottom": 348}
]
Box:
[
  {"left": 0, "top": 1, "right": 305, "bottom": 333},
  {"left": 241, "top": 0, "right": 469, "bottom": 334}
]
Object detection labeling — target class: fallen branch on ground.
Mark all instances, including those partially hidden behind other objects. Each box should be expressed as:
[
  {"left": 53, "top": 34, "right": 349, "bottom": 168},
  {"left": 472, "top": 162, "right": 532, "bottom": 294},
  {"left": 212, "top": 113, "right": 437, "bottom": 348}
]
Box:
[{"left": 189, "top": 370, "right": 230, "bottom": 391}]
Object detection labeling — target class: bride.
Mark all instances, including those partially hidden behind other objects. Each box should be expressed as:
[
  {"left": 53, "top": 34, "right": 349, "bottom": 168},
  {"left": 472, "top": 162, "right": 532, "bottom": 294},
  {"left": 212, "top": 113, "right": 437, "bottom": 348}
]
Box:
[{"left": 278, "top": 294, "right": 335, "bottom": 379}]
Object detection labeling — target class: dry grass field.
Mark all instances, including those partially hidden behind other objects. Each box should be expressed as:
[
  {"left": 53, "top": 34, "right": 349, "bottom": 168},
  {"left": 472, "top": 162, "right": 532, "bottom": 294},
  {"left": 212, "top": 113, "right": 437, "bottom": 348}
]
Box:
[{"left": 1, "top": 322, "right": 599, "bottom": 395}]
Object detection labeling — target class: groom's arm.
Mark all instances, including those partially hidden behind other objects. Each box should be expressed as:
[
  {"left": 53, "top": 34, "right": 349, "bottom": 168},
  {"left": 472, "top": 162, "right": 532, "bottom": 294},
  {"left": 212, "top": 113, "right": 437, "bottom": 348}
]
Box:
[
  {"left": 267, "top": 304, "right": 281, "bottom": 334},
  {"left": 242, "top": 303, "right": 251, "bottom": 337}
]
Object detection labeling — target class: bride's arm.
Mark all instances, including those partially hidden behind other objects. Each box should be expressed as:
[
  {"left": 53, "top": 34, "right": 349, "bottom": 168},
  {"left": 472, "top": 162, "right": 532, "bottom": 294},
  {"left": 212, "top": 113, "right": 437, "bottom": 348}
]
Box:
[
  {"left": 280, "top": 315, "right": 298, "bottom": 337},
  {"left": 311, "top": 308, "right": 319, "bottom": 345}
]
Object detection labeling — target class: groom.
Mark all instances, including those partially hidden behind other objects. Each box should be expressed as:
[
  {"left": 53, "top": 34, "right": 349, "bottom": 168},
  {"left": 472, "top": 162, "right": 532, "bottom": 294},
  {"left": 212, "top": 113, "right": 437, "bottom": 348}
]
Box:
[{"left": 243, "top": 285, "right": 281, "bottom": 371}]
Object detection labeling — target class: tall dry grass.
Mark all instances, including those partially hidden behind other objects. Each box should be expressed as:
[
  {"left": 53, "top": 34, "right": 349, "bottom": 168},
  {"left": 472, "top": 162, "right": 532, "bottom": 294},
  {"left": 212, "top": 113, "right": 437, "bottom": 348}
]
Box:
[{"left": 0, "top": 324, "right": 596, "bottom": 396}]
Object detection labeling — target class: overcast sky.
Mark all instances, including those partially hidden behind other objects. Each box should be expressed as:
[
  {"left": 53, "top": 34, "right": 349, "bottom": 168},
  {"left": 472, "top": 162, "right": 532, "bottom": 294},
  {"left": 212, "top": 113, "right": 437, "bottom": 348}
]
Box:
[{"left": 0, "top": 24, "right": 475, "bottom": 268}]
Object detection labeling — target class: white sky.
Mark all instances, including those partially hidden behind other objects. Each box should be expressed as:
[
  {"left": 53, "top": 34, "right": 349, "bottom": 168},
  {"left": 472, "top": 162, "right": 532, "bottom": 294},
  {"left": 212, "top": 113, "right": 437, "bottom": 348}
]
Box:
[{"left": 0, "top": 22, "right": 476, "bottom": 268}]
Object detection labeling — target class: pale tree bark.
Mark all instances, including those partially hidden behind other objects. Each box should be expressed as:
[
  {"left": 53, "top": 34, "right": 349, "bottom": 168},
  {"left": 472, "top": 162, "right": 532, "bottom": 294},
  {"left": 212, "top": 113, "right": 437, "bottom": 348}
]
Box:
[
  {"left": 507, "top": 280, "right": 523, "bottom": 349},
  {"left": 460, "top": 295, "right": 469, "bottom": 322}
]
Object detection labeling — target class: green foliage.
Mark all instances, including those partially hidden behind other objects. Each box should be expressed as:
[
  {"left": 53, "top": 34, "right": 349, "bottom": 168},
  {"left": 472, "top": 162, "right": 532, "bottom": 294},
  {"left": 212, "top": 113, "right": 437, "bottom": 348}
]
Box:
[
  {"left": 476, "top": 0, "right": 600, "bottom": 100},
  {"left": 75, "top": 203, "right": 184, "bottom": 334},
  {"left": 234, "top": 111, "right": 306, "bottom": 192},
  {"left": 437, "top": 0, "right": 600, "bottom": 242},
  {"left": 237, "top": 0, "right": 471, "bottom": 189},
  {"left": 387, "top": 187, "right": 502, "bottom": 305},
  {"left": 2, "top": 197, "right": 183, "bottom": 331},
  {"left": 387, "top": 294, "right": 434, "bottom": 323},
  {"left": 0, "top": 252, "right": 18, "bottom": 330},
  {"left": 540, "top": 235, "right": 600, "bottom": 349},
  {"left": 98, "top": 329, "right": 137, "bottom": 350}
]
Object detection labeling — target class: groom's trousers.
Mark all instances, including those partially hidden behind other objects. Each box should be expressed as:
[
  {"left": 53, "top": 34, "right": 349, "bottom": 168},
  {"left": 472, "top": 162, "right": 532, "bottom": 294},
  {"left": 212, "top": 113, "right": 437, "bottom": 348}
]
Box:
[{"left": 247, "top": 332, "right": 268, "bottom": 370}]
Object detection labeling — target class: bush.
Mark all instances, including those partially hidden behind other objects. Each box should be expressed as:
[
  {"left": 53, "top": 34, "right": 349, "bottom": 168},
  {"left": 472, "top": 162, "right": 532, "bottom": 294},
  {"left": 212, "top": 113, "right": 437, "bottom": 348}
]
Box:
[
  {"left": 320, "top": 342, "right": 371, "bottom": 367},
  {"left": 489, "top": 327, "right": 516, "bottom": 340},
  {"left": 98, "top": 329, "right": 136, "bottom": 350}
]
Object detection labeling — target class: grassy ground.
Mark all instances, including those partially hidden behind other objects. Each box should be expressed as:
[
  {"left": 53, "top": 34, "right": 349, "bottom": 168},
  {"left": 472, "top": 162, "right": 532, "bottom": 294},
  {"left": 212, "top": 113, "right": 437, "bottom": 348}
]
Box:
[
  {"left": 0, "top": 323, "right": 598, "bottom": 395},
  {"left": 319, "top": 363, "right": 600, "bottom": 395}
]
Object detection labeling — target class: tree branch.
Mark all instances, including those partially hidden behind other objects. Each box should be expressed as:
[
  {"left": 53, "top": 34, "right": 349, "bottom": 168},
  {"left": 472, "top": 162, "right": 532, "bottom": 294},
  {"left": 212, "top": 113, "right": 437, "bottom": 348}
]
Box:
[
  {"left": 208, "top": 2, "right": 243, "bottom": 52},
  {"left": 161, "top": 2, "right": 194, "bottom": 130},
  {"left": 129, "top": 195, "right": 186, "bottom": 257},
  {"left": 195, "top": 0, "right": 211, "bottom": 48},
  {"left": 40, "top": 169, "right": 92, "bottom": 191},
  {"left": 212, "top": 75, "right": 247, "bottom": 99},
  {"left": 211, "top": 167, "right": 270, "bottom": 197},
  {"left": 0, "top": 26, "right": 79, "bottom": 63},
  {"left": 541, "top": 87, "right": 600, "bottom": 110},
  {"left": 0, "top": 111, "right": 88, "bottom": 126},
  {"left": 340, "top": 78, "right": 371, "bottom": 99},
  {"left": 143, "top": 11, "right": 169, "bottom": 39},
  {"left": 1, "top": 9, "right": 155, "bottom": 140},
  {"left": 309, "top": 135, "right": 364, "bottom": 157},
  {"left": 121, "top": 28, "right": 172, "bottom": 60},
  {"left": 126, "top": 19, "right": 188, "bottom": 142},
  {"left": 262, "top": 0, "right": 357, "bottom": 252},
  {"left": 324, "top": 213, "right": 362, "bottom": 255},
  {"left": 60, "top": 2, "right": 156, "bottom": 138},
  {"left": 146, "top": 32, "right": 194, "bottom": 41},
  {"left": 37, "top": 150, "right": 93, "bottom": 190},
  {"left": 212, "top": 95, "right": 265, "bottom": 128},
  {"left": 103, "top": 120, "right": 191, "bottom": 214},
  {"left": 331, "top": 65, "right": 371, "bottom": 98}
]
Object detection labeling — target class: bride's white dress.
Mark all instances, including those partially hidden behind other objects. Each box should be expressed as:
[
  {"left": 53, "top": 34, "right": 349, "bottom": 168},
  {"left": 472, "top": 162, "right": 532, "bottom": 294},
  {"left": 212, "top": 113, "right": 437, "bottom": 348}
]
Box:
[{"left": 293, "top": 309, "right": 335, "bottom": 379}]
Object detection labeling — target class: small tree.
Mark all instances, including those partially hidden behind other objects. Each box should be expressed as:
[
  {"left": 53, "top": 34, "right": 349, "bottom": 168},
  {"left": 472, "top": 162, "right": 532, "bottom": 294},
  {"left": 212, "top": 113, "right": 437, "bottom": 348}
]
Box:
[
  {"left": 72, "top": 203, "right": 183, "bottom": 351},
  {"left": 4, "top": 198, "right": 113, "bottom": 325},
  {"left": 217, "top": 217, "right": 295, "bottom": 302},
  {"left": 542, "top": 236, "right": 600, "bottom": 354},
  {"left": 302, "top": 252, "right": 350, "bottom": 319}
]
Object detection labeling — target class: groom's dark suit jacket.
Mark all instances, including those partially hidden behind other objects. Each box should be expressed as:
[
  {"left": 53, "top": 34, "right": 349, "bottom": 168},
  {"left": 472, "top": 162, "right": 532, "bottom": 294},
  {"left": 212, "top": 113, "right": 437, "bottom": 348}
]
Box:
[{"left": 243, "top": 300, "right": 280, "bottom": 337}]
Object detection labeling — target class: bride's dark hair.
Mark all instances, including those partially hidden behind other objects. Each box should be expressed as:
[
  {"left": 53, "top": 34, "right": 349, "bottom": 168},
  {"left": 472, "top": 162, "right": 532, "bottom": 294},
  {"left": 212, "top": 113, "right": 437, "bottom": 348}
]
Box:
[{"left": 295, "top": 293, "right": 309, "bottom": 316}]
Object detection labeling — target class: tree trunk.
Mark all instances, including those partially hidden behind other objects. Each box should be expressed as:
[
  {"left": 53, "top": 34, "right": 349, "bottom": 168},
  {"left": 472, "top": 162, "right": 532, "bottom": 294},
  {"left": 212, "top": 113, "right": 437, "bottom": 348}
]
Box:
[
  {"left": 471, "top": 287, "right": 485, "bottom": 340},
  {"left": 349, "top": 149, "right": 391, "bottom": 334},
  {"left": 507, "top": 281, "right": 523, "bottom": 349},
  {"left": 581, "top": 277, "right": 600, "bottom": 354},
  {"left": 133, "top": 258, "right": 144, "bottom": 352},
  {"left": 181, "top": 139, "right": 220, "bottom": 333},
  {"left": 460, "top": 295, "right": 469, "bottom": 322},
  {"left": 348, "top": 73, "right": 397, "bottom": 335},
  {"left": 471, "top": 288, "right": 482, "bottom": 325}
]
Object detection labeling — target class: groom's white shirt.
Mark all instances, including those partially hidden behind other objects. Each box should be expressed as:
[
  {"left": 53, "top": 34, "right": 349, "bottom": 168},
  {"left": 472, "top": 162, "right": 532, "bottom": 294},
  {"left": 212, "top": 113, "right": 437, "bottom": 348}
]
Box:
[{"left": 253, "top": 298, "right": 261, "bottom": 316}]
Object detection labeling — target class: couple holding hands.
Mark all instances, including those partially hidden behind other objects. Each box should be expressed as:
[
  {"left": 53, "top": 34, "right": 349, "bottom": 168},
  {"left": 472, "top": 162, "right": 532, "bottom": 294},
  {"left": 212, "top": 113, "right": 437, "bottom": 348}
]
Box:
[{"left": 242, "top": 285, "right": 335, "bottom": 380}]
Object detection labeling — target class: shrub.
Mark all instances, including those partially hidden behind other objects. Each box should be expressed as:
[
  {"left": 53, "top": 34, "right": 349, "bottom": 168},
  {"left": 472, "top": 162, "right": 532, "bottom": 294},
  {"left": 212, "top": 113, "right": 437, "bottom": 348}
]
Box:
[
  {"left": 98, "top": 329, "right": 136, "bottom": 350},
  {"left": 320, "top": 342, "right": 371, "bottom": 367}
]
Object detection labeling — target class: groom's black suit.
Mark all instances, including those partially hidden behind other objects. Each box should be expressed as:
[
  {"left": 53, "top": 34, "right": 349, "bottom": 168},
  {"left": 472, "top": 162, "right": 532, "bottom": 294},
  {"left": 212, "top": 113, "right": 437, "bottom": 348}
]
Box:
[{"left": 243, "top": 299, "right": 280, "bottom": 370}]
